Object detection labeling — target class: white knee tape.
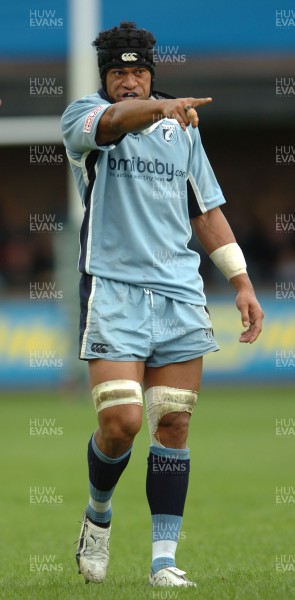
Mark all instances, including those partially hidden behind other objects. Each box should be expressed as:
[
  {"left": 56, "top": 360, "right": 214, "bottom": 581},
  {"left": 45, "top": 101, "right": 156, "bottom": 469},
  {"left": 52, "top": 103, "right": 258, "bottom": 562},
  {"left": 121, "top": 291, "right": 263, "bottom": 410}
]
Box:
[
  {"left": 145, "top": 386, "right": 198, "bottom": 447},
  {"left": 92, "top": 380, "right": 143, "bottom": 414}
]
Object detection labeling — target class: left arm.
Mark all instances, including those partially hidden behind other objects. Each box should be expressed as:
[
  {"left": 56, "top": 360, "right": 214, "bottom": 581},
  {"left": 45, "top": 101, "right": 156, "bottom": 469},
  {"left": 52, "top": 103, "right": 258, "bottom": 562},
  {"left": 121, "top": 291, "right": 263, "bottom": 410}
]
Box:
[{"left": 191, "top": 207, "right": 264, "bottom": 343}]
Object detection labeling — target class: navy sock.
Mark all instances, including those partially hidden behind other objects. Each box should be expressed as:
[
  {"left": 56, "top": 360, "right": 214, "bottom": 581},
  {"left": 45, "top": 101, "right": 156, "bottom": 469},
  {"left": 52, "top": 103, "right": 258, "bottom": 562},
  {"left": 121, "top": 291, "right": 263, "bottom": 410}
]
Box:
[
  {"left": 146, "top": 446, "right": 190, "bottom": 514},
  {"left": 86, "top": 434, "right": 131, "bottom": 525},
  {"left": 146, "top": 445, "right": 190, "bottom": 573}
]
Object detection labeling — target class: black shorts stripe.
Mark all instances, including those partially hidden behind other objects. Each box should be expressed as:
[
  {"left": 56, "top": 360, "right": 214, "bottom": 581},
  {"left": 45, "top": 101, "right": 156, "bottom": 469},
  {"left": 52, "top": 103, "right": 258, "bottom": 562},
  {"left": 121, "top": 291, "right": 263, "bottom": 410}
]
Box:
[{"left": 79, "top": 273, "right": 93, "bottom": 357}]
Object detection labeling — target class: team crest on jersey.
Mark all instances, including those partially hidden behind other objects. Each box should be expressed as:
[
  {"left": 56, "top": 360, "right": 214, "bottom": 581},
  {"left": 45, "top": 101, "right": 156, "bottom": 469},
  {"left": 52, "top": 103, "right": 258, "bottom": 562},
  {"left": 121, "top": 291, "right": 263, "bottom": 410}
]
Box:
[{"left": 161, "top": 124, "right": 178, "bottom": 145}]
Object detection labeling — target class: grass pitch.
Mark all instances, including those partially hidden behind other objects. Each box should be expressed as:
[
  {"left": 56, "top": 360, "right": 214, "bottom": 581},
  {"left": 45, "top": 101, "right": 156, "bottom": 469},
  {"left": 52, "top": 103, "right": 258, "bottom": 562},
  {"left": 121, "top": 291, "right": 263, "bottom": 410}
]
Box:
[{"left": 0, "top": 386, "right": 294, "bottom": 600}]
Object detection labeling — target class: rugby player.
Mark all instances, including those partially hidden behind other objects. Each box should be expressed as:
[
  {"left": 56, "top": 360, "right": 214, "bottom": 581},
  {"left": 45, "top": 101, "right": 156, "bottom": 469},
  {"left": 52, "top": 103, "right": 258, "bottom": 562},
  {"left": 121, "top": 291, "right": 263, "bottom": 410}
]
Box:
[{"left": 61, "top": 21, "right": 263, "bottom": 587}]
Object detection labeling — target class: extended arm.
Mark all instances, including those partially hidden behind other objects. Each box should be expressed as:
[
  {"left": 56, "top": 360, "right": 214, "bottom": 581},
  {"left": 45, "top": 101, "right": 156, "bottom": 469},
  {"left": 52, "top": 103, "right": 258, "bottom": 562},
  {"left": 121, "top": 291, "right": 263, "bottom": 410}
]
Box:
[
  {"left": 191, "top": 207, "right": 264, "bottom": 343},
  {"left": 95, "top": 97, "right": 212, "bottom": 145}
]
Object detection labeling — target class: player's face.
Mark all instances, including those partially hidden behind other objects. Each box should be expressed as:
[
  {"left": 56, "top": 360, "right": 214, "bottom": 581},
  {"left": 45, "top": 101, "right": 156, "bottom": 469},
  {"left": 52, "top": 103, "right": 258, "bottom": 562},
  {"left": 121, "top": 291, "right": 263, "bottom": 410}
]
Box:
[{"left": 106, "top": 67, "right": 152, "bottom": 103}]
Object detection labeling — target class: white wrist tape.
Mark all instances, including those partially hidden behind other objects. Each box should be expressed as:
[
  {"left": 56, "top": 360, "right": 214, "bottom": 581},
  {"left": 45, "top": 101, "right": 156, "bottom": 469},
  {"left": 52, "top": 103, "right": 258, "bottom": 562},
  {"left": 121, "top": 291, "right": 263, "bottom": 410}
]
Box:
[{"left": 209, "top": 242, "right": 247, "bottom": 281}]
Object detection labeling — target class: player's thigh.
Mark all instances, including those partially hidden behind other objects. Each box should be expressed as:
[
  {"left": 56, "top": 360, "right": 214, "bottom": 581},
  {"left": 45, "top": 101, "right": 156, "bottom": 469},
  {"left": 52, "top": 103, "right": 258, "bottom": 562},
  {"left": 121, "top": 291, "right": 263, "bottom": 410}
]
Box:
[
  {"left": 144, "top": 357, "right": 203, "bottom": 391},
  {"left": 89, "top": 358, "right": 145, "bottom": 388}
]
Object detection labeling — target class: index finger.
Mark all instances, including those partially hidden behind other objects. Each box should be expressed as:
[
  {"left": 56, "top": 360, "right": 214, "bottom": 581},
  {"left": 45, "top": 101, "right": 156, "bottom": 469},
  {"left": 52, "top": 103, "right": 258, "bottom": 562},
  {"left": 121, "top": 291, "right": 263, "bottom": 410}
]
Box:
[{"left": 191, "top": 97, "right": 213, "bottom": 108}]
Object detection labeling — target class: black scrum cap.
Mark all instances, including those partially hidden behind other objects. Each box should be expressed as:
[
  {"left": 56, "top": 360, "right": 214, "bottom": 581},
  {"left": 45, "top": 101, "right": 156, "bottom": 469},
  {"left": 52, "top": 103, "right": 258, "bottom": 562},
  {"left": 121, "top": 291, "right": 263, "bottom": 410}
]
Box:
[{"left": 92, "top": 21, "right": 156, "bottom": 92}]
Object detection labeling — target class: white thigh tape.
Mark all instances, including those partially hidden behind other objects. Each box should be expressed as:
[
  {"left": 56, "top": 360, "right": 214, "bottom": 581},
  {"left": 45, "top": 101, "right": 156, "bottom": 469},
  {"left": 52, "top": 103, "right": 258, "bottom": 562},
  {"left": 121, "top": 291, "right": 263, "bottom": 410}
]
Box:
[
  {"left": 209, "top": 242, "right": 247, "bottom": 281},
  {"left": 145, "top": 386, "right": 198, "bottom": 446},
  {"left": 92, "top": 380, "right": 143, "bottom": 414}
]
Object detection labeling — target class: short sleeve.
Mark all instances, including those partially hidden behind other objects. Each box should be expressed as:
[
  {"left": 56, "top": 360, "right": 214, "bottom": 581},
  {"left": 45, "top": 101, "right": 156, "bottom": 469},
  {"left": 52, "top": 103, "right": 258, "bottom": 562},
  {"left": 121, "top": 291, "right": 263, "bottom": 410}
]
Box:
[{"left": 61, "top": 94, "right": 125, "bottom": 153}]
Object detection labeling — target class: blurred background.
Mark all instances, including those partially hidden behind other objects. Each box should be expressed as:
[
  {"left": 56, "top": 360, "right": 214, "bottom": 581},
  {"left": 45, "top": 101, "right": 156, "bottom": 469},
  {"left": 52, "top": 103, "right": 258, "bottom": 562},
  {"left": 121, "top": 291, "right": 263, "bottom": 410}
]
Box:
[{"left": 0, "top": 0, "right": 294, "bottom": 389}]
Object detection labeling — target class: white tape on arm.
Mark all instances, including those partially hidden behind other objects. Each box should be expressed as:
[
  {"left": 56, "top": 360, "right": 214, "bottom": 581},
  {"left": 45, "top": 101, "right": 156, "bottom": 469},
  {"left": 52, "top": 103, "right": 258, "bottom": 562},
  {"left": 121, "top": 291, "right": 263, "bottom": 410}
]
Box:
[{"left": 209, "top": 243, "right": 247, "bottom": 281}]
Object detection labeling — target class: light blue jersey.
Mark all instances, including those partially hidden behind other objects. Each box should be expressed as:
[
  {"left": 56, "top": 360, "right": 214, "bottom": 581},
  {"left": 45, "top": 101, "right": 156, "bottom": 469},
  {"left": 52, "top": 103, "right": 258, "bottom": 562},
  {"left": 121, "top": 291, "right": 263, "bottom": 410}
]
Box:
[{"left": 61, "top": 91, "right": 226, "bottom": 304}]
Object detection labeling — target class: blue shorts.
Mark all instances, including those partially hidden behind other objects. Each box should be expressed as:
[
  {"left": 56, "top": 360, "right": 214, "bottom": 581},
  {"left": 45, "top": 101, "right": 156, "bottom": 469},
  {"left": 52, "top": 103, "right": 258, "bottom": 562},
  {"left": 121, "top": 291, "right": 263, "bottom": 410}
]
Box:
[{"left": 79, "top": 274, "right": 219, "bottom": 366}]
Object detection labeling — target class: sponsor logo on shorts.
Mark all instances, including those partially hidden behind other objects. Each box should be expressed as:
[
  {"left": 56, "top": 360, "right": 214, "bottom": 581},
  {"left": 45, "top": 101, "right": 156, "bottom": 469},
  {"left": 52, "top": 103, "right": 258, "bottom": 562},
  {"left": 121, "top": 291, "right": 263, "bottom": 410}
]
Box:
[
  {"left": 91, "top": 343, "right": 110, "bottom": 354},
  {"left": 204, "top": 328, "right": 214, "bottom": 342},
  {"left": 83, "top": 106, "right": 105, "bottom": 133}
]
